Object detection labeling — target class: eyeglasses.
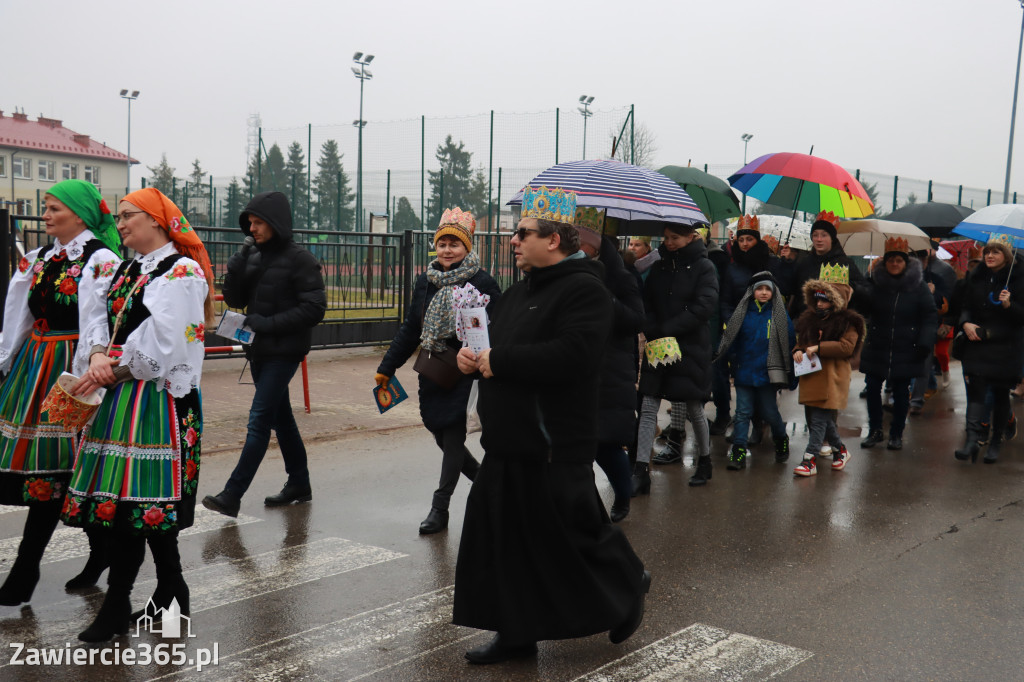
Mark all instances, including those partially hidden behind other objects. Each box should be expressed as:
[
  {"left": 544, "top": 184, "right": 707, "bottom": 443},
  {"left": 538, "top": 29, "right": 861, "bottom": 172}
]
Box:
[
  {"left": 114, "top": 210, "right": 146, "bottom": 223},
  {"left": 512, "top": 227, "right": 541, "bottom": 241}
]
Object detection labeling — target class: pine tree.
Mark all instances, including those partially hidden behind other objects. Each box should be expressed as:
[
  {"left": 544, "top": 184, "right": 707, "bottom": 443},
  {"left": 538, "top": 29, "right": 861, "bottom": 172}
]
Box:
[
  {"left": 147, "top": 154, "right": 176, "bottom": 196},
  {"left": 185, "top": 159, "right": 208, "bottom": 224},
  {"left": 312, "top": 140, "right": 353, "bottom": 230},
  {"left": 285, "top": 142, "right": 310, "bottom": 230},
  {"left": 222, "top": 177, "right": 246, "bottom": 229},
  {"left": 393, "top": 196, "right": 421, "bottom": 231},
  {"left": 426, "top": 136, "right": 475, "bottom": 224}
]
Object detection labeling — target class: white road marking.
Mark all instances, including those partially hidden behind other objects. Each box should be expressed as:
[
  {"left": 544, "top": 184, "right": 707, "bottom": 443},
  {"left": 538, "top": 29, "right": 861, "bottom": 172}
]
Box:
[
  {"left": 147, "top": 586, "right": 468, "bottom": 681},
  {"left": 0, "top": 537, "right": 407, "bottom": 654},
  {"left": 0, "top": 505, "right": 25, "bottom": 515},
  {"left": 574, "top": 623, "right": 813, "bottom": 681},
  {"left": 0, "top": 507, "right": 261, "bottom": 571}
]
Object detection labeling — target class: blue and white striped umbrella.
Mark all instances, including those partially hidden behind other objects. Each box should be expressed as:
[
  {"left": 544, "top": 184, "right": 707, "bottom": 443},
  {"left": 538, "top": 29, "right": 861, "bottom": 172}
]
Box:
[
  {"left": 953, "top": 204, "right": 1024, "bottom": 248},
  {"left": 507, "top": 160, "right": 707, "bottom": 226}
]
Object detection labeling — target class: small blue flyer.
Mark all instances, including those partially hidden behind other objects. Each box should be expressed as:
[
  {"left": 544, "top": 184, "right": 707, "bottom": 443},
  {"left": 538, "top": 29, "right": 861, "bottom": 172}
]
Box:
[{"left": 373, "top": 375, "right": 408, "bottom": 414}]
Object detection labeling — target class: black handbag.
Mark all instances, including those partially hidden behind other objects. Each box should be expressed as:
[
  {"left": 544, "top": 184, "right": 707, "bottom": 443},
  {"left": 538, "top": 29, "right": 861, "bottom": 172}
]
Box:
[
  {"left": 413, "top": 346, "right": 462, "bottom": 390},
  {"left": 950, "top": 331, "right": 967, "bottom": 360}
]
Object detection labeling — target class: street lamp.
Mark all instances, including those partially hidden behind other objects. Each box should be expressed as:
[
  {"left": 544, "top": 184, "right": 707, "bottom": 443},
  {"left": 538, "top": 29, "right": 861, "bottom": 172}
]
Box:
[
  {"left": 352, "top": 52, "right": 374, "bottom": 231},
  {"left": 120, "top": 89, "right": 140, "bottom": 195},
  {"left": 578, "top": 95, "right": 594, "bottom": 160},
  {"left": 740, "top": 133, "right": 753, "bottom": 212},
  {"left": 1005, "top": 1, "right": 1024, "bottom": 203}
]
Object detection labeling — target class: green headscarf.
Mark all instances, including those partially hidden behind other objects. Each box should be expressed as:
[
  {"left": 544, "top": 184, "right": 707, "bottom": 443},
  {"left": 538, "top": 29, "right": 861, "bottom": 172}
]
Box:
[{"left": 46, "top": 179, "right": 121, "bottom": 253}]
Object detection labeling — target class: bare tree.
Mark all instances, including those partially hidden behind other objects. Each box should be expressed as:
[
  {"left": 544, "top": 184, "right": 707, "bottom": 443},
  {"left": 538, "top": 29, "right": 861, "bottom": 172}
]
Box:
[{"left": 609, "top": 120, "right": 657, "bottom": 168}]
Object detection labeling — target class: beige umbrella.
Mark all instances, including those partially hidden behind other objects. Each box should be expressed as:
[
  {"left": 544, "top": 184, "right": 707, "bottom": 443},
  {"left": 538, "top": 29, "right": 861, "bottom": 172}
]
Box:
[{"left": 836, "top": 219, "right": 932, "bottom": 257}]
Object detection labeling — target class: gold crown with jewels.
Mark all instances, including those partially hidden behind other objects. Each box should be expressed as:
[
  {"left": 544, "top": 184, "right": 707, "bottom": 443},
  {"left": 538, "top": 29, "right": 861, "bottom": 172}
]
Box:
[{"left": 819, "top": 262, "right": 850, "bottom": 285}]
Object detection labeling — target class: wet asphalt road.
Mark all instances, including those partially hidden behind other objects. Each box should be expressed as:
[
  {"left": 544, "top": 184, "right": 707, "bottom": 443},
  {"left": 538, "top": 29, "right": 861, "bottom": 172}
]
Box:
[{"left": 1, "top": 372, "right": 1023, "bottom": 681}]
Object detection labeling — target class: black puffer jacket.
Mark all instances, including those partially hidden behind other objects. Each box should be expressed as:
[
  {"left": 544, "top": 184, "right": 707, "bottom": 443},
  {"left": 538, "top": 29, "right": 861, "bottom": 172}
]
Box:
[
  {"left": 594, "top": 237, "right": 644, "bottom": 446},
  {"left": 638, "top": 239, "right": 719, "bottom": 402},
  {"left": 223, "top": 191, "right": 327, "bottom": 362},
  {"left": 959, "top": 260, "right": 1024, "bottom": 385},
  {"left": 785, "top": 243, "right": 869, "bottom": 316},
  {"left": 376, "top": 264, "right": 501, "bottom": 432},
  {"left": 858, "top": 258, "right": 938, "bottom": 381}
]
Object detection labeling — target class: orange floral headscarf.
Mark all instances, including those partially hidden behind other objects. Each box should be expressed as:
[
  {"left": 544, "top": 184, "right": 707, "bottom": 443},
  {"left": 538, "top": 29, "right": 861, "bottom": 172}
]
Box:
[{"left": 123, "top": 188, "right": 216, "bottom": 323}]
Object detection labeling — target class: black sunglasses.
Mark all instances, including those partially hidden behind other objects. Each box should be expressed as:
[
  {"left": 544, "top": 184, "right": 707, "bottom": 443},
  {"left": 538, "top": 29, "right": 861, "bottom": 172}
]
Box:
[{"left": 512, "top": 227, "right": 541, "bottom": 240}]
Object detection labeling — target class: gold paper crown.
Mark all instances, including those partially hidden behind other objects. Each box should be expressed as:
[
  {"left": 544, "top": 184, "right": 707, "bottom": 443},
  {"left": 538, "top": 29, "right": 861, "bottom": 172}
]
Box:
[
  {"left": 814, "top": 211, "right": 840, "bottom": 228},
  {"left": 521, "top": 185, "right": 577, "bottom": 224},
  {"left": 988, "top": 233, "right": 1015, "bottom": 249},
  {"left": 884, "top": 236, "right": 910, "bottom": 254},
  {"left": 737, "top": 215, "right": 760, "bottom": 232},
  {"left": 762, "top": 234, "right": 780, "bottom": 254},
  {"left": 819, "top": 262, "right": 850, "bottom": 285},
  {"left": 435, "top": 207, "right": 476, "bottom": 250},
  {"left": 573, "top": 206, "right": 606, "bottom": 233}
]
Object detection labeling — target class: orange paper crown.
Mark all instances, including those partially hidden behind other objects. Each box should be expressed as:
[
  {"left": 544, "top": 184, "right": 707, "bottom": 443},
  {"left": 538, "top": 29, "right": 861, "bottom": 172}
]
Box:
[
  {"left": 814, "top": 211, "right": 840, "bottom": 228},
  {"left": 884, "top": 236, "right": 910, "bottom": 254},
  {"left": 762, "top": 234, "right": 780, "bottom": 255},
  {"left": 737, "top": 214, "right": 760, "bottom": 232}
]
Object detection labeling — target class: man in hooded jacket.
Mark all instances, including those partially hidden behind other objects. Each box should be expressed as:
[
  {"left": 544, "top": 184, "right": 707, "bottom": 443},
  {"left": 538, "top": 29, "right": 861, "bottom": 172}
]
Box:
[{"left": 203, "top": 191, "right": 327, "bottom": 517}]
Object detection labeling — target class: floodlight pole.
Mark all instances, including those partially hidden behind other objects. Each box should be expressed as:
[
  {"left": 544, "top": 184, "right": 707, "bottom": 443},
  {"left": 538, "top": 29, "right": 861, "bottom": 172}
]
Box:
[
  {"left": 1005, "top": 1, "right": 1024, "bottom": 204},
  {"left": 353, "top": 53, "right": 374, "bottom": 231},
  {"left": 740, "top": 133, "right": 753, "bottom": 213},
  {"left": 120, "top": 89, "right": 139, "bottom": 195},
  {"left": 578, "top": 95, "right": 594, "bottom": 160}
]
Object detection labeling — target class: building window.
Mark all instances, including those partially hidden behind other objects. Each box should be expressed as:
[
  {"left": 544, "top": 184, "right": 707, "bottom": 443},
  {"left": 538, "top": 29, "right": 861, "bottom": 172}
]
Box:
[
  {"left": 62, "top": 163, "right": 78, "bottom": 180},
  {"left": 37, "top": 160, "right": 56, "bottom": 182},
  {"left": 84, "top": 166, "right": 100, "bottom": 185},
  {"left": 0, "top": 155, "right": 6, "bottom": 178},
  {"left": 13, "top": 157, "right": 31, "bottom": 179},
  {"left": 16, "top": 199, "right": 34, "bottom": 215}
]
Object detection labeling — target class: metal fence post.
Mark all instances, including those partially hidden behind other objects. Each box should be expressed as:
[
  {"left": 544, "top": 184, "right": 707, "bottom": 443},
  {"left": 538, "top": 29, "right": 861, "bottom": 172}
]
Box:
[
  {"left": 421, "top": 115, "right": 425, "bottom": 227},
  {"left": 488, "top": 110, "right": 494, "bottom": 232},
  {"left": 987, "top": 189, "right": 992, "bottom": 205},
  {"left": 892, "top": 176, "right": 899, "bottom": 213},
  {"left": 555, "top": 108, "right": 559, "bottom": 164},
  {"left": 402, "top": 229, "right": 414, "bottom": 320},
  {"left": 958, "top": 185, "right": 963, "bottom": 204},
  {"left": 630, "top": 104, "right": 635, "bottom": 164},
  {"left": 927, "top": 180, "right": 933, "bottom": 202}
]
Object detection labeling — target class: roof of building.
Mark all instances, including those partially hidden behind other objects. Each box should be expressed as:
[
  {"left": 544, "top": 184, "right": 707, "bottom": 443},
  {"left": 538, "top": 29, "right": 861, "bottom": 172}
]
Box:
[{"left": 0, "top": 110, "right": 137, "bottom": 164}]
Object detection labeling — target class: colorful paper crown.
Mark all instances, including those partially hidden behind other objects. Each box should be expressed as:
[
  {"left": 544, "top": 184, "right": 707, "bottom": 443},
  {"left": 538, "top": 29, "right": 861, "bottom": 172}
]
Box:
[
  {"left": 737, "top": 215, "right": 760, "bottom": 232},
  {"left": 968, "top": 244, "right": 984, "bottom": 260},
  {"left": 819, "top": 262, "right": 850, "bottom": 285},
  {"left": 435, "top": 207, "right": 476, "bottom": 250},
  {"left": 884, "top": 236, "right": 910, "bottom": 254},
  {"left": 695, "top": 226, "right": 710, "bottom": 242},
  {"left": 521, "top": 186, "right": 577, "bottom": 225},
  {"left": 574, "top": 206, "right": 606, "bottom": 233},
  {"left": 762, "top": 234, "right": 780, "bottom": 255},
  {"left": 814, "top": 211, "right": 840, "bottom": 229},
  {"left": 987, "top": 233, "right": 1015, "bottom": 250}
]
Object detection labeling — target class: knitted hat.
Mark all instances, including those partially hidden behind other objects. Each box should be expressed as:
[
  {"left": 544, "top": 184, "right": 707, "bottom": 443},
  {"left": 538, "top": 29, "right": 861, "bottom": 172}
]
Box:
[
  {"left": 811, "top": 210, "right": 840, "bottom": 241},
  {"left": 883, "top": 236, "right": 911, "bottom": 262},
  {"left": 736, "top": 214, "right": 761, "bottom": 240},
  {"left": 747, "top": 270, "right": 778, "bottom": 292},
  {"left": 435, "top": 207, "right": 475, "bottom": 251}
]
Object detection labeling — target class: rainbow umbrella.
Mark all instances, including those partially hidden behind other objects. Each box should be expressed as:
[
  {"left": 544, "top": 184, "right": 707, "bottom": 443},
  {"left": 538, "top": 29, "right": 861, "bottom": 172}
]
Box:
[{"left": 728, "top": 152, "right": 875, "bottom": 219}]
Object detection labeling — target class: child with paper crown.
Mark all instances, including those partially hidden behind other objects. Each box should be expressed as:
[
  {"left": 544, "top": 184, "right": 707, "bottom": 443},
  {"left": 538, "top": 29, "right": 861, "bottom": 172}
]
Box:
[
  {"left": 791, "top": 264, "right": 865, "bottom": 477},
  {"left": 715, "top": 271, "right": 796, "bottom": 470}
]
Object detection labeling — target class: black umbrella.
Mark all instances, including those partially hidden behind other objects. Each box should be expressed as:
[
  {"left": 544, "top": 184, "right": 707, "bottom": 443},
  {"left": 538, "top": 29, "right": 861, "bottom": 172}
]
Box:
[{"left": 884, "top": 202, "right": 975, "bottom": 239}]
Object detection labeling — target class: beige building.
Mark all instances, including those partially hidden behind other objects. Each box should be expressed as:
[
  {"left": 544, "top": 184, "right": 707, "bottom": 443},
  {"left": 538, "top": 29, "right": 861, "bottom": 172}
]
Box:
[{"left": 0, "top": 109, "right": 137, "bottom": 215}]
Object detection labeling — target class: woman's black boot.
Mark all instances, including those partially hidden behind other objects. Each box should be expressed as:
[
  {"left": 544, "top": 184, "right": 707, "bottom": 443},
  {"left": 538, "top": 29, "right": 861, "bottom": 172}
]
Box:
[
  {"left": 984, "top": 435, "right": 1002, "bottom": 463},
  {"left": 65, "top": 527, "right": 110, "bottom": 590},
  {"left": 955, "top": 404, "right": 987, "bottom": 463},
  {"left": 131, "top": 533, "right": 189, "bottom": 620},
  {"left": 79, "top": 534, "right": 145, "bottom": 643},
  {"left": 0, "top": 501, "right": 60, "bottom": 606},
  {"left": 630, "top": 462, "right": 650, "bottom": 497},
  {"left": 610, "top": 496, "right": 630, "bottom": 522},
  {"left": 689, "top": 455, "right": 713, "bottom": 487}
]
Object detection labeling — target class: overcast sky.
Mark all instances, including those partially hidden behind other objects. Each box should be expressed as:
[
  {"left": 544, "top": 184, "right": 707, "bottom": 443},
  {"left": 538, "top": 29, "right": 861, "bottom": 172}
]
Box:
[{"left": 7, "top": 0, "right": 1024, "bottom": 194}]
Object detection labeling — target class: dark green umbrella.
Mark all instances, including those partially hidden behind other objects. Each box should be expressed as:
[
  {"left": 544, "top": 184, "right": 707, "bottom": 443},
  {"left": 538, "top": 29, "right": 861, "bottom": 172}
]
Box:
[{"left": 657, "top": 165, "right": 742, "bottom": 222}]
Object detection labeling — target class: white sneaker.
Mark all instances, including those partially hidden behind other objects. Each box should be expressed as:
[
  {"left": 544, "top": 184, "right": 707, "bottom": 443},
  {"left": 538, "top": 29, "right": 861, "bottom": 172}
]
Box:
[
  {"left": 941, "top": 371, "right": 951, "bottom": 389},
  {"left": 819, "top": 444, "right": 834, "bottom": 458}
]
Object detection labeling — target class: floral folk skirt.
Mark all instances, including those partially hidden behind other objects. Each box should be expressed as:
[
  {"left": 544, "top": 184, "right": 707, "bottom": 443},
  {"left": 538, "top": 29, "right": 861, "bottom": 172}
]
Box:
[
  {"left": 62, "top": 379, "right": 201, "bottom": 535},
  {"left": 0, "top": 326, "right": 78, "bottom": 505}
]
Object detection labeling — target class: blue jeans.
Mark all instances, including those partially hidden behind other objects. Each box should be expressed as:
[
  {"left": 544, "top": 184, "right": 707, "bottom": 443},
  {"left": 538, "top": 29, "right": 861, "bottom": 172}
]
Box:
[
  {"left": 804, "top": 406, "right": 843, "bottom": 458},
  {"left": 733, "top": 385, "right": 786, "bottom": 447},
  {"left": 225, "top": 358, "right": 309, "bottom": 498}
]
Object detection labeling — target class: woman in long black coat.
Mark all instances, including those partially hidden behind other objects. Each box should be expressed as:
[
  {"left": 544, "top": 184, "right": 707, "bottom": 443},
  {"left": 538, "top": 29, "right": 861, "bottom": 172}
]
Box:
[
  {"left": 955, "top": 237, "right": 1024, "bottom": 463},
  {"left": 858, "top": 244, "right": 937, "bottom": 450},
  {"left": 632, "top": 223, "right": 719, "bottom": 491},
  {"left": 375, "top": 209, "right": 501, "bottom": 531}
]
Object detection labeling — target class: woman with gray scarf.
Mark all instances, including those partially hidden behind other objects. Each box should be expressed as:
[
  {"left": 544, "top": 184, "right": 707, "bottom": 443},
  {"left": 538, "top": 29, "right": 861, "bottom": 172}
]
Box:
[
  {"left": 375, "top": 209, "right": 501, "bottom": 534},
  {"left": 715, "top": 271, "right": 796, "bottom": 469}
]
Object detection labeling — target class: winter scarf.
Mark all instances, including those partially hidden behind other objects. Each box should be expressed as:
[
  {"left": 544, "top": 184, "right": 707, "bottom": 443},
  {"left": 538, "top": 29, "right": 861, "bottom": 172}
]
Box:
[
  {"left": 421, "top": 249, "right": 481, "bottom": 352},
  {"left": 716, "top": 272, "right": 792, "bottom": 385}
]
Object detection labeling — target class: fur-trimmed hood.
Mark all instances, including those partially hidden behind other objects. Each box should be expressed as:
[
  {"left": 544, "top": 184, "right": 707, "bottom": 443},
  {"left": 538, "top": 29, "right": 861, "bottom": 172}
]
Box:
[
  {"left": 802, "top": 278, "right": 847, "bottom": 311},
  {"left": 870, "top": 255, "right": 923, "bottom": 292}
]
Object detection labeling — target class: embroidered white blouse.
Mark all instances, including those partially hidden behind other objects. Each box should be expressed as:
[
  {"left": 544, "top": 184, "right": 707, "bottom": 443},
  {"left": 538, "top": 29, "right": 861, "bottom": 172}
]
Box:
[
  {"left": 83, "top": 241, "right": 209, "bottom": 399},
  {"left": 0, "top": 231, "right": 121, "bottom": 376}
]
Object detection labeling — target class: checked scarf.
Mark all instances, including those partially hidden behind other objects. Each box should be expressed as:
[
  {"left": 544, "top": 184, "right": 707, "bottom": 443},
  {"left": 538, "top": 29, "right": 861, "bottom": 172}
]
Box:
[
  {"left": 421, "top": 250, "right": 481, "bottom": 352},
  {"left": 715, "top": 273, "right": 793, "bottom": 386}
]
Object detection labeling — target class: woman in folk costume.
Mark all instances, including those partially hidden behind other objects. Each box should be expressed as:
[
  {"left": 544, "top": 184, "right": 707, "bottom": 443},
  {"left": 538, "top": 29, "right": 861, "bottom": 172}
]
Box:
[
  {"left": 63, "top": 188, "right": 214, "bottom": 642},
  {"left": 375, "top": 208, "right": 501, "bottom": 534},
  {"left": 0, "top": 180, "right": 121, "bottom": 606}
]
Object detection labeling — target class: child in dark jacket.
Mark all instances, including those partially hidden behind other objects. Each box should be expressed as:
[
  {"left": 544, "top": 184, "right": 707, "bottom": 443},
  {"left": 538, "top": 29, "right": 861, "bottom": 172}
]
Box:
[{"left": 715, "top": 271, "right": 796, "bottom": 469}]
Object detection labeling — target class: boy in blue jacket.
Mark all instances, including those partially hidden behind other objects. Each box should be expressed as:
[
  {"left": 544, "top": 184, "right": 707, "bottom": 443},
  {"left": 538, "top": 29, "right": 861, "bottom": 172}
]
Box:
[{"left": 715, "top": 271, "right": 796, "bottom": 469}]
